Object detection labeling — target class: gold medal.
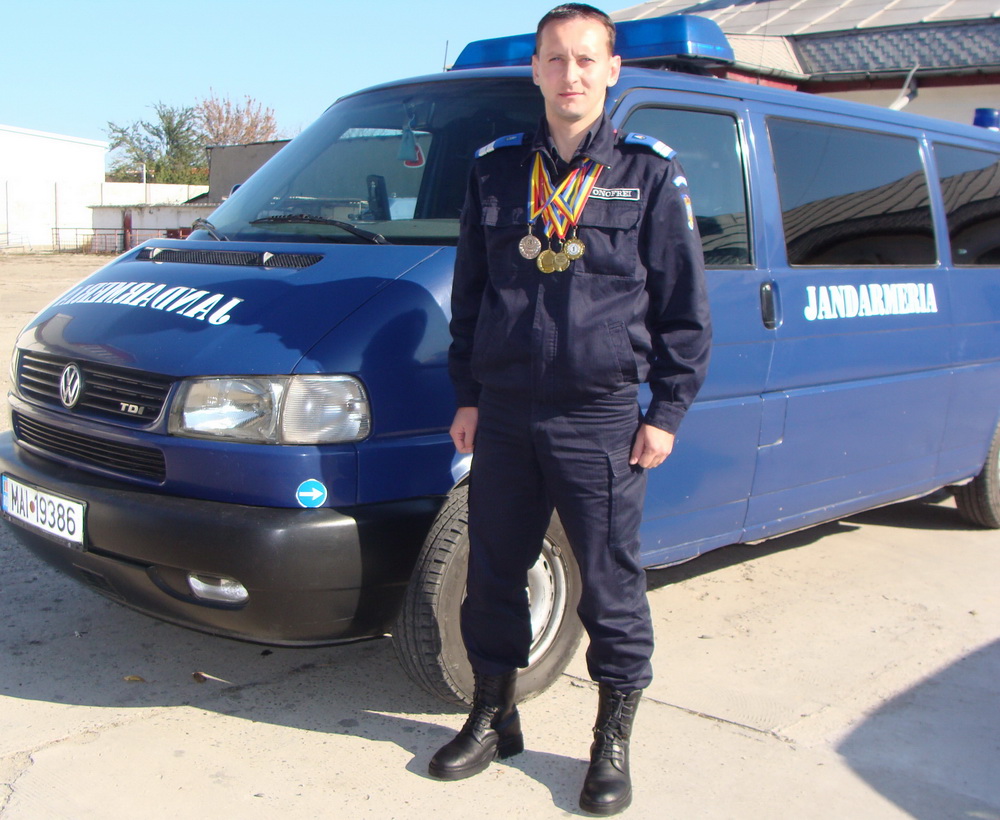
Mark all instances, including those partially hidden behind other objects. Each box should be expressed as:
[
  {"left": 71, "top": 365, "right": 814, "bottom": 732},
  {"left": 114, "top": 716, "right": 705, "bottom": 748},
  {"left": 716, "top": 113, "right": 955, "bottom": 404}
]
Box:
[
  {"left": 537, "top": 249, "right": 556, "bottom": 273},
  {"left": 518, "top": 232, "right": 542, "bottom": 260},
  {"left": 564, "top": 234, "right": 586, "bottom": 260},
  {"left": 553, "top": 252, "right": 570, "bottom": 271}
]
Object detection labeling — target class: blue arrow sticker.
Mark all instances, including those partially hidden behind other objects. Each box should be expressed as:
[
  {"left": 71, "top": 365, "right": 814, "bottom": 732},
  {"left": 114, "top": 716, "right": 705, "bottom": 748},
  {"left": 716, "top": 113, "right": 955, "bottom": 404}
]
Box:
[{"left": 296, "top": 479, "right": 328, "bottom": 508}]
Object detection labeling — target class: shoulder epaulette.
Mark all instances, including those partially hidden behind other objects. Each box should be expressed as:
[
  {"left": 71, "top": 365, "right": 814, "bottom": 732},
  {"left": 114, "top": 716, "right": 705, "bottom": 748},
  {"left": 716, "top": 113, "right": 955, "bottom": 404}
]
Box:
[
  {"left": 475, "top": 133, "right": 526, "bottom": 158},
  {"left": 622, "top": 133, "right": 676, "bottom": 160}
]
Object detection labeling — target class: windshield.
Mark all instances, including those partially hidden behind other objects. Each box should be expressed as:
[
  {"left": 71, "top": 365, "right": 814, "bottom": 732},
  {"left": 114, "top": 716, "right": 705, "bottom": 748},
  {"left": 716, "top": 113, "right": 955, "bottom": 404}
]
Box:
[{"left": 201, "top": 77, "right": 543, "bottom": 245}]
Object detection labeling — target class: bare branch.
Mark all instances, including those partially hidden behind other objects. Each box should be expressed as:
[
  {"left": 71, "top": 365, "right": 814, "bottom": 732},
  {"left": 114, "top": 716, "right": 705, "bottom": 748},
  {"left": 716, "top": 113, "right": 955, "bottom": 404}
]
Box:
[{"left": 195, "top": 89, "right": 279, "bottom": 146}]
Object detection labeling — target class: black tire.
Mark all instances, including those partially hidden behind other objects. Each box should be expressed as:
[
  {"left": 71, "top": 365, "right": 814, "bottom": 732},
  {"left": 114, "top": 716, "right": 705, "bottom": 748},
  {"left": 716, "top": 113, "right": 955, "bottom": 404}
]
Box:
[
  {"left": 392, "top": 484, "right": 584, "bottom": 706},
  {"left": 954, "top": 419, "right": 1000, "bottom": 528}
]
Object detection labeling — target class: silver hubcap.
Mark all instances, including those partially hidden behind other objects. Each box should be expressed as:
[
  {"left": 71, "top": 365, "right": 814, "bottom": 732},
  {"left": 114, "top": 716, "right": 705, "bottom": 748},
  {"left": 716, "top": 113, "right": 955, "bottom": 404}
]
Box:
[{"left": 526, "top": 540, "right": 569, "bottom": 664}]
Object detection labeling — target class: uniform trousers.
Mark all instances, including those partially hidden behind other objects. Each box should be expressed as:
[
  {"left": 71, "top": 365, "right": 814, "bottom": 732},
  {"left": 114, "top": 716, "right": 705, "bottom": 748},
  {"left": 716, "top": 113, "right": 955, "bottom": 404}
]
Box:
[{"left": 461, "top": 385, "right": 654, "bottom": 692}]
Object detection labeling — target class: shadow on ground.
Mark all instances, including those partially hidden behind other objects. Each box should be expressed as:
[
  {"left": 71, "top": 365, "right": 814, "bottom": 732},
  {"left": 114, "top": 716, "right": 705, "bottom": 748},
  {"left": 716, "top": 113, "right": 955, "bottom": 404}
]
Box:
[{"left": 838, "top": 638, "right": 1000, "bottom": 820}]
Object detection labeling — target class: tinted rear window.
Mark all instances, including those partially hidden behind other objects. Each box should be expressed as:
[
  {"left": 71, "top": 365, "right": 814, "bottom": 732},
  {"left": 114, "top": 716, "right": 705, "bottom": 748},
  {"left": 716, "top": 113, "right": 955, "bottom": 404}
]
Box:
[
  {"left": 934, "top": 143, "right": 1000, "bottom": 266},
  {"left": 768, "top": 118, "right": 935, "bottom": 267}
]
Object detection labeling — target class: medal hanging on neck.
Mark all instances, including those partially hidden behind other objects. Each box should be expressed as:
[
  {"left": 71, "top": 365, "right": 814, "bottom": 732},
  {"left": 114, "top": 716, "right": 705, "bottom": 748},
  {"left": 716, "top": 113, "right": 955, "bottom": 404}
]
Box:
[
  {"left": 520, "top": 152, "right": 603, "bottom": 273},
  {"left": 518, "top": 162, "right": 544, "bottom": 262}
]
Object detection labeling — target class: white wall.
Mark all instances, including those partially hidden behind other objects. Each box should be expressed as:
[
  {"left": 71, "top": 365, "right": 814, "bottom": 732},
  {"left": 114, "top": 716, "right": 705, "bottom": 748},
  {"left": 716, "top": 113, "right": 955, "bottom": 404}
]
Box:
[
  {"left": 1, "top": 125, "right": 209, "bottom": 250},
  {"left": 1, "top": 124, "right": 106, "bottom": 248},
  {"left": 97, "top": 183, "right": 208, "bottom": 206},
  {"left": 0, "top": 124, "right": 105, "bottom": 180},
  {"left": 91, "top": 204, "right": 215, "bottom": 231},
  {"left": 85, "top": 204, "right": 215, "bottom": 253},
  {"left": 820, "top": 84, "right": 1000, "bottom": 129}
]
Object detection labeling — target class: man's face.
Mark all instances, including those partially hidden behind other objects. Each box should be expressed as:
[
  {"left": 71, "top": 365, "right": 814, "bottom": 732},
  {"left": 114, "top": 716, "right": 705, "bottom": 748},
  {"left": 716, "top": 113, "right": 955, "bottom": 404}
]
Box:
[{"left": 532, "top": 17, "right": 621, "bottom": 128}]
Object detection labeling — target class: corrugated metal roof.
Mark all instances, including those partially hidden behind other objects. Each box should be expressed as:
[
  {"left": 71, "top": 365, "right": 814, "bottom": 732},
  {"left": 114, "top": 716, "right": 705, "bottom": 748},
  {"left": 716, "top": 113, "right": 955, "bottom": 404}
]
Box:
[
  {"left": 611, "top": 0, "right": 1000, "bottom": 35},
  {"left": 796, "top": 20, "right": 1000, "bottom": 74}
]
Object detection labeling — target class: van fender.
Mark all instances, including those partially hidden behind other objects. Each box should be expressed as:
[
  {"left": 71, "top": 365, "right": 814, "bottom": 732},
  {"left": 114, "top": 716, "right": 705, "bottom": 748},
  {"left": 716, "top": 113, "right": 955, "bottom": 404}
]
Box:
[{"left": 449, "top": 453, "right": 473, "bottom": 488}]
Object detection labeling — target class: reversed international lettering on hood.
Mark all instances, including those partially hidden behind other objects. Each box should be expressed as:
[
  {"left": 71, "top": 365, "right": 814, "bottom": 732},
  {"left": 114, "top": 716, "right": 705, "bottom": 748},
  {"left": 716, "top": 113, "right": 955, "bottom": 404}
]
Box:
[{"left": 48, "top": 281, "right": 244, "bottom": 326}]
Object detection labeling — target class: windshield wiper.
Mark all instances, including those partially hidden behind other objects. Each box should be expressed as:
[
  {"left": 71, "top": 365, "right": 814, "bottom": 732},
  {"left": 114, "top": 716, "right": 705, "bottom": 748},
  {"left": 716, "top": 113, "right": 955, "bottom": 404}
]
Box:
[
  {"left": 192, "top": 217, "right": 228, "bottom": 241},
  {"left": 250, "top": 214, "right": 390, "bottom": 245}
]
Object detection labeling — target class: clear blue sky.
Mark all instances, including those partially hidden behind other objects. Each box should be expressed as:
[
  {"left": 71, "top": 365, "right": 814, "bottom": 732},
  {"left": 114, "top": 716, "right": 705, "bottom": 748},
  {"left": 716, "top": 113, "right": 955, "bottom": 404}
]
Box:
[{"left": 3, "top": 0, "right": 616, "bottom": 144}]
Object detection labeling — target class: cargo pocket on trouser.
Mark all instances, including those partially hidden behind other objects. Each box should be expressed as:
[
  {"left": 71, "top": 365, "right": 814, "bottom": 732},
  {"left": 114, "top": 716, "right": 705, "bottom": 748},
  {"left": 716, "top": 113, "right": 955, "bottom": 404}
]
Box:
[
  {"left": 607, "top": 443, "right": 646, "bottom": 569},
  {"left": 584, "top": 442, "right": 653, "bottom": 686}
]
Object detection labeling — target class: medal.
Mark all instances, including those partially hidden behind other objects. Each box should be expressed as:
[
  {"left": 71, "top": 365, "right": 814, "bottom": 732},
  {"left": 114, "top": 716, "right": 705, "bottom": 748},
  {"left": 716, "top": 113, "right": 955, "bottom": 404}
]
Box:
[
  {"left": 553, "top": 251, "right": 570, "bottom": 271},
  {"left": 518, "top": 232, "right": 542, "bottom": 260},
  {"left": 537, "top": 248, "right": 557, "bottom": 274},
  {"left": 564, "top": 231, "right": 586, "bottom": 260}
]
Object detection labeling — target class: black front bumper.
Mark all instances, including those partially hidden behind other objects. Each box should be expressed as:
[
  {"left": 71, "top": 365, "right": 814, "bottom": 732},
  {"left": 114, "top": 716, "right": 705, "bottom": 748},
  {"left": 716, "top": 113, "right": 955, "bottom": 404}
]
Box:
[{"left": 0, "top": 433, "right": 440, "bottom": 645}]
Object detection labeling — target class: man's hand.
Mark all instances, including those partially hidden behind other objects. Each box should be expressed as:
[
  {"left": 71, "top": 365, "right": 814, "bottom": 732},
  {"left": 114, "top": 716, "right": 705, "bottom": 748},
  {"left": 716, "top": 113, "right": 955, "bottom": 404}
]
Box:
[
  {"left": 629, "top": 423, "right": 675, "bottom": 469},
  {"left": 450, "top": 406, "right": 479, "bottom": 454}
]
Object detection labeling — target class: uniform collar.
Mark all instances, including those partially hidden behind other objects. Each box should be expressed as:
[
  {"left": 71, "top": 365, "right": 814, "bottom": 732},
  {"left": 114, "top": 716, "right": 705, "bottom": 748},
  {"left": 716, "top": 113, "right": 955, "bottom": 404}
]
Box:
[{"left": 531, "top": 111, "right": 616, "bottom": 169}]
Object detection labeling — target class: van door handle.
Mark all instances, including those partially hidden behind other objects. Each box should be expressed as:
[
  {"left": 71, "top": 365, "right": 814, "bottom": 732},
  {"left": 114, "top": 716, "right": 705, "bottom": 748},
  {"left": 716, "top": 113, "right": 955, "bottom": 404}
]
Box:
[{"left": 760, "top": 280, "right": 780, "bottom": 330}]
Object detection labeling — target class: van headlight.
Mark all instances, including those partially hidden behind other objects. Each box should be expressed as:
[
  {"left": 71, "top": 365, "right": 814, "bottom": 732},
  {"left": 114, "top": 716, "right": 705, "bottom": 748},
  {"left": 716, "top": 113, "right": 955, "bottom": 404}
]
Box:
[{"left": 169, "top": 375, "right": 371, "bottom": 444}]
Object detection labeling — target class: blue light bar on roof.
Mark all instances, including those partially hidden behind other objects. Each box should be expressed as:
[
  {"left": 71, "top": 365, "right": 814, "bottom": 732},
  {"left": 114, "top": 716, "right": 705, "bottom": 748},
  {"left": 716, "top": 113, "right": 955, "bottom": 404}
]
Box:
[
  {"left": 451, "top": 14, "right": 734, "bottom": 71},
  {"left": 453, "top": 32, "right": 535, "bottom": 70}
]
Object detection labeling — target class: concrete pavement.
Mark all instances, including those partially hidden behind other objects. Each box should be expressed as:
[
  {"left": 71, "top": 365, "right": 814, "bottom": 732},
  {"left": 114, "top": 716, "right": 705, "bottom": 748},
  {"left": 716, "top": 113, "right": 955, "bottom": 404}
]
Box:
[{"left": 2, "top": 494, "right": 998, "bottom": 819}]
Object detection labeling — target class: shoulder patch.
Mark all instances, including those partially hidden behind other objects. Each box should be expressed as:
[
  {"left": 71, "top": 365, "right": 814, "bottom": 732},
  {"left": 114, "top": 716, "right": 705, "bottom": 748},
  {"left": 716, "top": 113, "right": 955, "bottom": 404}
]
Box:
[
  {"left": 623, "top": 133, "right": 676, "bottom": 160},
  {"left": 475, "top": 133, "right": 526, "bottom": 158}
]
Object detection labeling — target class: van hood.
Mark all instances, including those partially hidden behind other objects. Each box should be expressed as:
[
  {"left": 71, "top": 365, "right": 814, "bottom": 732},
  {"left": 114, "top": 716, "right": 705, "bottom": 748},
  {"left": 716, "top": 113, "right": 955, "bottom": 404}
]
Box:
[{"left": 16, "top": 240, "right": 447, "bottom": 376}]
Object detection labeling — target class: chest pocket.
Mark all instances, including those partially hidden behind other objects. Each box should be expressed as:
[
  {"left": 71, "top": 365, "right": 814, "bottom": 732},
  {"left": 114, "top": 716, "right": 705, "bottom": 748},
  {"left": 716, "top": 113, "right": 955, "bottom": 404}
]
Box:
[
  {"left": 576, "top": 199, "right": 641, "bottom": 278},
  {"left": 482, "top": 201, "right": 531, "bottom": 276}
]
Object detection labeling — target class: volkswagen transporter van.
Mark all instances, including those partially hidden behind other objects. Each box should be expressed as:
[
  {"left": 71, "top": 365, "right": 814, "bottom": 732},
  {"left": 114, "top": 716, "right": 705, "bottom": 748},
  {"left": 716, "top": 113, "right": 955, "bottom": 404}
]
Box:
[{"left": 3, "top": 16, "right": 999, "bottom": 705}]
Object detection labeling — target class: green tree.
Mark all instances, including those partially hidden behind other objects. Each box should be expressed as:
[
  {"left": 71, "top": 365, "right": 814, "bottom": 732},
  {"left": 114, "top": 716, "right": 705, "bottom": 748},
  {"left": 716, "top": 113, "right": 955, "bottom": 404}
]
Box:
[{"left": 106, "top": 103, "right": 208, "bottom": 183}]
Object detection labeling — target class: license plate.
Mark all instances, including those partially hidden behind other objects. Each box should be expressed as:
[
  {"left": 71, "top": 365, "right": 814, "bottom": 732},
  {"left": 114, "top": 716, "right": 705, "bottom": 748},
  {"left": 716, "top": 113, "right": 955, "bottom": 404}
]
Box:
[{"left": 2, "top": 474, "right": 86, "bottom": 548}]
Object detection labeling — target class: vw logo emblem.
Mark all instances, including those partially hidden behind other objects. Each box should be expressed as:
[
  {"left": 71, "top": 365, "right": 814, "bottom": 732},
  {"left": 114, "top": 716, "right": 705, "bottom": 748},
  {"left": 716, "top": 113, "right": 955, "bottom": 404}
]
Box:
[{"left": 59, "top": 363, "right": 84, "bottom": 409}]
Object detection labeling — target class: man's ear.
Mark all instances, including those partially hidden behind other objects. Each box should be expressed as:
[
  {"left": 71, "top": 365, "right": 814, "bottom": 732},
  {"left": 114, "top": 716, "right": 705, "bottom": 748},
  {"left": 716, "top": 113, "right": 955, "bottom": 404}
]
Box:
[
  {"left": 531, "top": 54, "right": 541, "bottom": 86},
  {"left": 608, "top": 54, "right": 622, "bottom": 87}
]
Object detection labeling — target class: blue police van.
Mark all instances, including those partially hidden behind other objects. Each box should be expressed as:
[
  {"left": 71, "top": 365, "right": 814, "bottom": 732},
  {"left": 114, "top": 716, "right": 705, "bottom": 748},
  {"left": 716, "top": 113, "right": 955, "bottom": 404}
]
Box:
[{"left": 3, "top": 16, "right": 999, "bottom": 705}]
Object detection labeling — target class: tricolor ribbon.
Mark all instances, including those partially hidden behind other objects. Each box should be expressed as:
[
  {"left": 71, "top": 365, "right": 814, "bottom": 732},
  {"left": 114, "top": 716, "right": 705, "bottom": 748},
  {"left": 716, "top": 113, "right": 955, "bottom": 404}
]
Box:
[{"left": 528, "top": 153, "right": 604, "bottom": 240}]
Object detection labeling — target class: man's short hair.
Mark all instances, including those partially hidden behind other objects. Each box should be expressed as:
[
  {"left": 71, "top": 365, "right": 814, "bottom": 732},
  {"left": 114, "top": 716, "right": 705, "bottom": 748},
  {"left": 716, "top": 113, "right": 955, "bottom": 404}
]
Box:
[{"left": 535, "top": 3, "right": 616, "bottom": 55}]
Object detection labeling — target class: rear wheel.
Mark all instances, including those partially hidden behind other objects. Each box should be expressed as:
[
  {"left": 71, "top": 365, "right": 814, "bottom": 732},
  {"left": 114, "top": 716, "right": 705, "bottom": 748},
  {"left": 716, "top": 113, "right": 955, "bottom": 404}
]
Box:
[
  {"left": 954, "top": 419, "right": 1000, "bottom": 528},
  {"left": 393, "top": 484, "right": 584, "bottom": 706}
]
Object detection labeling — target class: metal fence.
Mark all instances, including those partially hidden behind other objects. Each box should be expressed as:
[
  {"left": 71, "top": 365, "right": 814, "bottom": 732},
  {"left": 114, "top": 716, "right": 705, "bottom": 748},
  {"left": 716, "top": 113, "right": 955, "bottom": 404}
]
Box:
[
  {"left": 49, "top": 227, "right": 188, "bottom": 254},
  {"left": 0, "top": 232, "right": 28, "bottom": 251}
]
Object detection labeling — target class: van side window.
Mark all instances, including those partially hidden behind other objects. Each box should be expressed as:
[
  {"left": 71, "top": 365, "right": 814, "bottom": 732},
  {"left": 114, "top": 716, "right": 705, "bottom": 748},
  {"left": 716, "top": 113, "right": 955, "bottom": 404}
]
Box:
[
  {"left": 768, "top": 118, "right": 935, "bottom": 267},
  {"left": 934, "top": 144, "right": 1000, "bottom": 265},
  {"left": 622, "top": 107, "right": 750, "bottom": 267}
]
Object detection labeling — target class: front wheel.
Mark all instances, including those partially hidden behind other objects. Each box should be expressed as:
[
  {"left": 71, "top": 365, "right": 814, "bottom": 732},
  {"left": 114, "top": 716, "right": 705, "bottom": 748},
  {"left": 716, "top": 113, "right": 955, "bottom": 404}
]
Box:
[
  {"left": 392, "top": 484, "right": 584, "bottom": 706},
  {"left": 954, "top": 419, "right": 1000, "bottom": 528}
]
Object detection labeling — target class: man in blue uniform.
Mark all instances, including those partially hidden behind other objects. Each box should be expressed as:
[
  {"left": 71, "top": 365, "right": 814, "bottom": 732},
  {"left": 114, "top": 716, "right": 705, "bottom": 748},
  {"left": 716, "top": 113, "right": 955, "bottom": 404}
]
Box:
[{"left": 430, "top": 4, "right": 712, "bottom": 814}]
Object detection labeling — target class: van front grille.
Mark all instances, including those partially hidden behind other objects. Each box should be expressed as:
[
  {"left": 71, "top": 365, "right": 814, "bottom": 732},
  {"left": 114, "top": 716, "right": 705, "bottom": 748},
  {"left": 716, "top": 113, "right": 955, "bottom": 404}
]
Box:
[
  {"left": 17, "top": 352, "right": 172, "bottom": 424},
  {"left": 12, "top": 413, "right": 167, "bottom": 482}
]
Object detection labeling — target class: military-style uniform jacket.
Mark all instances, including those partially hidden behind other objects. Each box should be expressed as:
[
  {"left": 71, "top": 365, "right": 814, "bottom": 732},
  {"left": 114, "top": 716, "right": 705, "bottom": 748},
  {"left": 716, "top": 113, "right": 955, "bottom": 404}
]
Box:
[{"left": 448, "top": 112, "right": 712, "bottom": 434}]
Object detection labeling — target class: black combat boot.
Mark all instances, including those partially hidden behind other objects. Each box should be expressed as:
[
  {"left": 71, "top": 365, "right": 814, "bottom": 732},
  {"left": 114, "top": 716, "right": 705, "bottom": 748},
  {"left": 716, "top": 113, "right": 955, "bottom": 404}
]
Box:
[
  {"left": 579, "top": 684, "right": 642, "bottom": 816},
  {"left": 428, "top": 670, "right": 523, "bottom": 780}
]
